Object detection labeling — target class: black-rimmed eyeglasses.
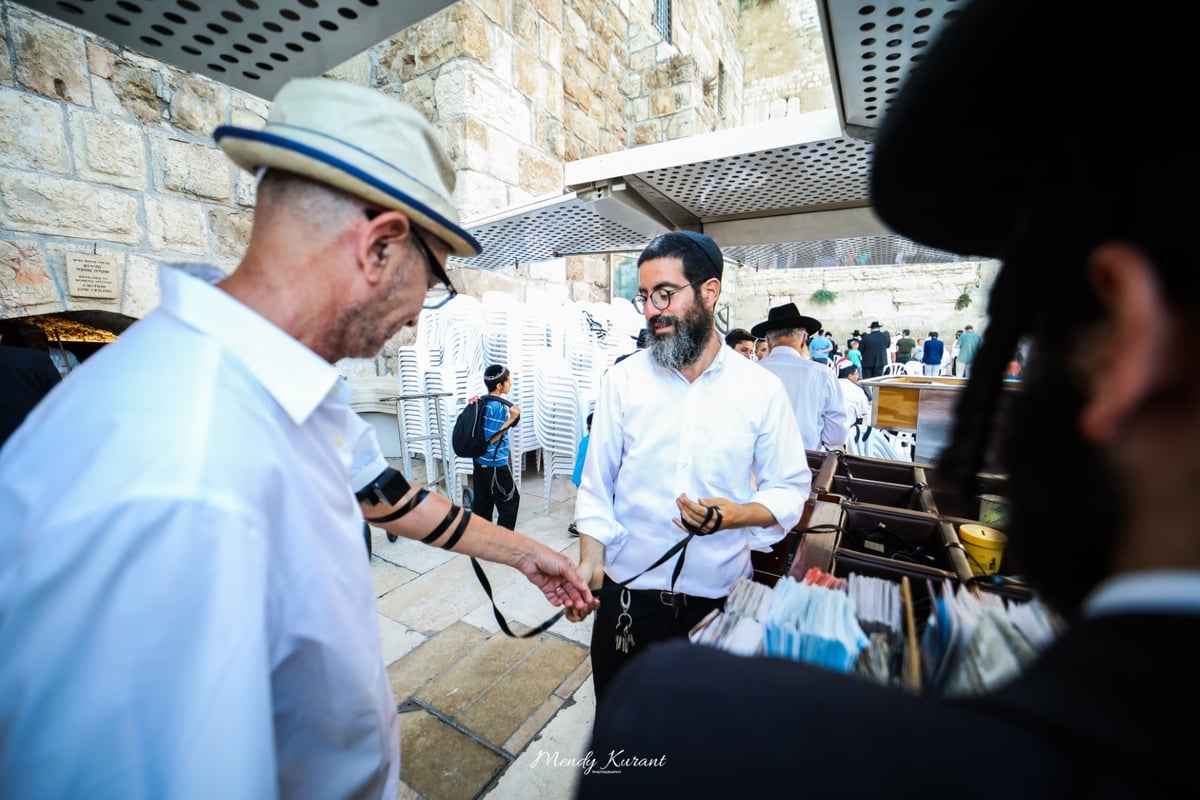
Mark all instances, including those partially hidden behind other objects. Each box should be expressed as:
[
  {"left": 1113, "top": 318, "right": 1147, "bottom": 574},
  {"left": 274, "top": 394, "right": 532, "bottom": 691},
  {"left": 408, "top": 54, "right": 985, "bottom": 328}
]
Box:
[
  {"left": 633, "top": 281, "right": 700, "bottom": 313},
  {"left": 364, "top": 209, "right": 458, "bottom": 310}
]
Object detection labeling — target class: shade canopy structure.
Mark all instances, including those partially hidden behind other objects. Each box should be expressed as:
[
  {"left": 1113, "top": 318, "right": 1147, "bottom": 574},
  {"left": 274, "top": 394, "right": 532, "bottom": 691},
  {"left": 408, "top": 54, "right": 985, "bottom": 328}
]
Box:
[{"left": 18, "top": 0, "right": 970, "bottom": 270}]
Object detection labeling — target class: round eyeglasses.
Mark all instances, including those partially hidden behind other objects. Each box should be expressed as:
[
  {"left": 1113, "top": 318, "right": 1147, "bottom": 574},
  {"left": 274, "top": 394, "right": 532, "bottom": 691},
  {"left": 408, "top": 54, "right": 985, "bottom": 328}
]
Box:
[{"left": 633, "top": 281, "right": 700, "bottom": 313}]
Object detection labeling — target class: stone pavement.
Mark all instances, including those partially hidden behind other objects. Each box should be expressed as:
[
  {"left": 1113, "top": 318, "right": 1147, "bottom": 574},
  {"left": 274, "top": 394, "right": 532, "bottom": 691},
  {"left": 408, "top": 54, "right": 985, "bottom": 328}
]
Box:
[{"left": 370, "top": 459, "right": 596, "bottom": 800}]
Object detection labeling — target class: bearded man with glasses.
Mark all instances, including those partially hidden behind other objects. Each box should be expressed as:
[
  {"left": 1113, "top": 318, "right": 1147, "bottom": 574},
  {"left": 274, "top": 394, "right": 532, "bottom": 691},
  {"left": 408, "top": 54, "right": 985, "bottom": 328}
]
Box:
[{"left": 568, "top": 230, "right": 810, "bottom": 700}]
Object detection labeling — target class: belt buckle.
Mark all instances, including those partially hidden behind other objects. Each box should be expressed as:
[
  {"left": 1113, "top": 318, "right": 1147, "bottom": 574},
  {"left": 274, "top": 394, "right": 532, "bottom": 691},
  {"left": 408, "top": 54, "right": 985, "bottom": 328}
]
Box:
[{"left": 659, "top": 590, "right": 685, "bottom": 608}]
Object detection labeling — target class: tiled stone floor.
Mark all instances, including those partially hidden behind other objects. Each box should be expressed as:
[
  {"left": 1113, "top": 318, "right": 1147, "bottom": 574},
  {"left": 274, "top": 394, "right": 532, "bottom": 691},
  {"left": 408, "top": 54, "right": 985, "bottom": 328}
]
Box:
[{"left": 370, "top": 459, "right": 596, "bottom": 800}]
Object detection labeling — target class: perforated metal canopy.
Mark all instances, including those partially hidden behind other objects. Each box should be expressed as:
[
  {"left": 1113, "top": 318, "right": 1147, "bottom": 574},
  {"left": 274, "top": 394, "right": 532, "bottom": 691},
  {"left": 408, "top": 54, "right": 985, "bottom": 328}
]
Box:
[
  {"left": 18, "top": 0, "right": 453, "bottom": 99},
  {"left": 817, "top": 0, "right": 963, "bottom": 142},
  {"left": 448, "top": 189, "right": 669, "bottom": 271},
  {"left": 15, "top": 0, "right": 972, "bottom": 271}
]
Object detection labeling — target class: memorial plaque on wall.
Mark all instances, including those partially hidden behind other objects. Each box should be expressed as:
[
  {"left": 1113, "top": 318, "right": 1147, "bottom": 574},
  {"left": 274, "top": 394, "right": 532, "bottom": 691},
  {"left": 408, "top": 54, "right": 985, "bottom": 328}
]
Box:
[{"left": 66, "top": 252, "right": 120, "bottom": 299}]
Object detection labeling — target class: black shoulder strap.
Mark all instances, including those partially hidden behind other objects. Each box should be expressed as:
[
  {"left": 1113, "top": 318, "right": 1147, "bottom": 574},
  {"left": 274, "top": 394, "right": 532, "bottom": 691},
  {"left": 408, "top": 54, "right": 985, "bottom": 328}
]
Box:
[{"left": 480, "top": 395, "right": 514, "bottom": 459}]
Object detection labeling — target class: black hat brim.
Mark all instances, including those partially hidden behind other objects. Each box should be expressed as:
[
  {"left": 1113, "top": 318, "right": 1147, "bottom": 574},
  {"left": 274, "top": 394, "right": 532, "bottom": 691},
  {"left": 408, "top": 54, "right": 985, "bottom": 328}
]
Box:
[{"left": 751, "top": 315, "right": 821, "bottom": 339}]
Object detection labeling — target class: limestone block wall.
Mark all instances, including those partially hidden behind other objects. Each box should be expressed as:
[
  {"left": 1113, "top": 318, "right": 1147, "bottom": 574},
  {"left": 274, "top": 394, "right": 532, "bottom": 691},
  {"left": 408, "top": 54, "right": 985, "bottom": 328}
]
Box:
[
  {"left": 1, "top": 0, "right": 992, "bottom": 379},
  {"left": 0, "top": 2, "right": 258, "bottom": 323},
  {"left": 626, "top": 0, "right": 745, "bottom": 145},
  {"left": 722, "top": 260, "right": 1000, "bottom": 342},
  {"left": 740, "top": 0, "right": 833, "bottom": 124}
]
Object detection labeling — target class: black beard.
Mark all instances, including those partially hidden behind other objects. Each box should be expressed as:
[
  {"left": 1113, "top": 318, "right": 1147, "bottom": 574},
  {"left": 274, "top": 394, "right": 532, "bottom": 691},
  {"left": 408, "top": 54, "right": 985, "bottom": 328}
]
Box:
[{"left": 648, "top": 302, "right": 713, "bottom": 369}]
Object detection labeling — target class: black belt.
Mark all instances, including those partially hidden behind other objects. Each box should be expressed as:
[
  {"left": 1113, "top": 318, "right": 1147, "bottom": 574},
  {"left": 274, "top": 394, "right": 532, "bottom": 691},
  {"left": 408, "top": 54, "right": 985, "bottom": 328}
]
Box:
[{"left": 603, "top": 576, "right": 718, "bottom": 617}]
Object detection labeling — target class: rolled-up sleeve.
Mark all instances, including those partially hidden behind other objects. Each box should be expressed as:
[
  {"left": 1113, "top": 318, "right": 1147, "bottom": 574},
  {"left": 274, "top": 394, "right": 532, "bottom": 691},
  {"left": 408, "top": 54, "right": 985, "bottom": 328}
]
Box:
[{"left": 572, "top": 371, "right": 629, "bottom": 553}]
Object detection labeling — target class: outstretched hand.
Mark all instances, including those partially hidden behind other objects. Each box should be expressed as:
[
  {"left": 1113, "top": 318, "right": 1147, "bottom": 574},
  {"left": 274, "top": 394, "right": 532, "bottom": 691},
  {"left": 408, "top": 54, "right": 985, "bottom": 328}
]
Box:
[{"left": 514, "top": 545, "right": 599, "bottom": 618}]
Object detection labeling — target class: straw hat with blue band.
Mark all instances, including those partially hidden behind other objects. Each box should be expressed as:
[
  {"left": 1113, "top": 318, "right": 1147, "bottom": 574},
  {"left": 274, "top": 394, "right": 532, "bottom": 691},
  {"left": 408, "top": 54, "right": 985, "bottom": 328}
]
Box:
[{"left": 214, "top": 77, "right": 481, "bottom": 259}]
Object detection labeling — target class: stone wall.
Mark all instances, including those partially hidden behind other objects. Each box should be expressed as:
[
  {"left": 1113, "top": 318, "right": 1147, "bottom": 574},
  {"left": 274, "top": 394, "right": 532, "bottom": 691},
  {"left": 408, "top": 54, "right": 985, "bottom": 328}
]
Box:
[
  {"left": 1, "top": 0, "right": 991, "bottom": 376},
  {"left": 627, "top": 0, "right": 744, "bottom": 146},
  {"left": 0, "top": 2, "right": 258, "bottom": 323},
  {"left": 739, "top": 0, "right": 833, "bottom": 124},
  {"left": 722, "top": 260, "right": 999, "bottom": 342}
]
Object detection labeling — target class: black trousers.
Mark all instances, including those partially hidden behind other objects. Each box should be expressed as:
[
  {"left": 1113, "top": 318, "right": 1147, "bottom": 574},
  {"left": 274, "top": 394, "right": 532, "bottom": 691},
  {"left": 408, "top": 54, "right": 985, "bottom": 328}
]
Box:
[
  {"left": 589, "top": 575, "right": 725, "bottom": 703},
  {"left": 471, "top": 462, "right": 519, "bottom": 530},
  {"left": 862, "top": 365, "right": 884, "bottom": 379}
]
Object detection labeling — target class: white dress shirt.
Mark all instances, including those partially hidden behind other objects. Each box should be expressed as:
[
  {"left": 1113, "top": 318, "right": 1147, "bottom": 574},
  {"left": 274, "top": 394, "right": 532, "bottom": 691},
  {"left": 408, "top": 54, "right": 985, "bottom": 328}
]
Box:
[
  {"left": 0, "top": 266, "right": 398, "bottom": 800},
  {"left": 574, "top": 345, "right": 810, "bottom": 597},
  {"left": 759, "top": 345, "right": 851, "bottom": 451},
  {"left": 838, "top": 377, "right": 871, "bottom": 428}
]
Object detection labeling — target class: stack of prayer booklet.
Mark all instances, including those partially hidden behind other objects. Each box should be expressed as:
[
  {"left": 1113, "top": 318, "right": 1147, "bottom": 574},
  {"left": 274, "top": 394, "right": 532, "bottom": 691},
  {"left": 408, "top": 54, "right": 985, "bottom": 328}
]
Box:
[
  {"left": 762, "top": 570, "right": 869, "bottom": 672},
  {"left": 921, "top": 578, "right": 1061, "bottom": 696},
  {"left": 689, "top": 577, "right": 774, "bottom": 656},
  {"left": 690, "top": 571, "right": 1060, "bottom": 695}
]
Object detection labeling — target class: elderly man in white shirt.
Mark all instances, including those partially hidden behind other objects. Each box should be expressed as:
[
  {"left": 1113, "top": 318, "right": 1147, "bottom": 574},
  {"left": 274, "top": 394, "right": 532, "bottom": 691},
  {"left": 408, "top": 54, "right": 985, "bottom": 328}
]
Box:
[
  {"left": 752, "top": 302, "right": 852, "bottom": 452},
  {"left": 0, "top": 79, "right": 594, "bottom": 800},
  {"left": 572, "top": 231, "right": 810, "bottom": 701}
]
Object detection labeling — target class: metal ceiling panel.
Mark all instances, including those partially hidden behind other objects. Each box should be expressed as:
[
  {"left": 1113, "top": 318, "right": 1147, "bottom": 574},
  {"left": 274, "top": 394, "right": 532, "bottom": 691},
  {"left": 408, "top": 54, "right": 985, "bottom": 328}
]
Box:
[
  {"left": 817, "top": 0, "right": 962, "bottom": 140},
  {"left": 451, "top": 189, "right": 670, "bottom": 271},
  {"left": 17, "top": 0, "right": 455, "bottom": 99},
  {"left": 724, "top": 234, "right": 968, "bottom": 270},
  {"left": 630, "top": 134, "right": 870, "bottom": 221},
  {"left": 564, "top": 111, "right": 865, "bottom": 226}
]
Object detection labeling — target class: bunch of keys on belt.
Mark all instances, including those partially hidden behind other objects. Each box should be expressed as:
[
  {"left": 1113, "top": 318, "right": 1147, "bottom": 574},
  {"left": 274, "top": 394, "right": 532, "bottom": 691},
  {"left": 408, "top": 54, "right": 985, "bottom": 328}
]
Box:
[{"left": 614, "top": 587, "right": 634, "bottom": 653}]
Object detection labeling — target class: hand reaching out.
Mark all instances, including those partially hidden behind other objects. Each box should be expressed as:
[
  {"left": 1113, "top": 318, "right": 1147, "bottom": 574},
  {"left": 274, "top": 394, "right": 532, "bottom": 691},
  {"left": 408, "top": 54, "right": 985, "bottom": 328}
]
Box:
[{"left": 514, "top": 545, "right": 598, "bottom": 618}]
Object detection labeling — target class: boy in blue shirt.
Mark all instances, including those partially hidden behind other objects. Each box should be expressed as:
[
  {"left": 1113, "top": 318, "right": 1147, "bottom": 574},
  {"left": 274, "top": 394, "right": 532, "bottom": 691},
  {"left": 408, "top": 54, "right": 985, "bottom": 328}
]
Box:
[{"left": 472, "top": 364, "right": 521, "bottom": 529}]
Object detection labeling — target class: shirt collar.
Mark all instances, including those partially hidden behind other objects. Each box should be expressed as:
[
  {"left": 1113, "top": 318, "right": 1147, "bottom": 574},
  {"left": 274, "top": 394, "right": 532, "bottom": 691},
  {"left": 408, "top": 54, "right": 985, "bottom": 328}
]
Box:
[
  {"left": 647, "top": 334, "right": 731, "bottom": 382},
  {"left": 1084, "top": 571, "right": 1200, "bottom": 618},
  {"left": 159, "top": 265, "right": 340, "bottom": 424},
  {"left": 763, "top": 345, "right": 805, "bottom": 362}
]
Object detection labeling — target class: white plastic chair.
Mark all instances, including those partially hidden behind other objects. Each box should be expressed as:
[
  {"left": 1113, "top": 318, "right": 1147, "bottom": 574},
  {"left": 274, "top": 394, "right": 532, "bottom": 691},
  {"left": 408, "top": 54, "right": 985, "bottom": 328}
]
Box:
[{"left": 882, "top": 362, "right": 906, "bottom": 377}]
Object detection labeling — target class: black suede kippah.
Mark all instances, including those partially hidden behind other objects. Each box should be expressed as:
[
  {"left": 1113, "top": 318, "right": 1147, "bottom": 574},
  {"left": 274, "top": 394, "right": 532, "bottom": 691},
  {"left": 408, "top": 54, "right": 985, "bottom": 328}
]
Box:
[{"left": 678, "top": 230, "right": 723, "bottom": 274}]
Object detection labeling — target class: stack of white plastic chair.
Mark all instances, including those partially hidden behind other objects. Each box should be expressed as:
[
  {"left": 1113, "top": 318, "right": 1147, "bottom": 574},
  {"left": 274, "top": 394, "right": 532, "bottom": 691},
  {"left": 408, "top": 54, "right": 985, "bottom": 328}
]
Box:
[
  {"left": 846, "top": 422, "right": 907, "bottom": 461},
  {"left": 395, "top": 346, "right": 441, "bottom": 479},
  {"left": 481, "top": 292, "right": 535, "bottom": 488},
  {"left": 424, "top": 362, "right": 479, "bottom": 501},
  {"left": 437, "top": 294, "right": 487, "bottom": 376},
  {"left": 600, "top": 298, "right": 644, "bottom": 370},
  {"left": 533, "top": 350, "right": 586, "bottom": 511},
  {"left": 564, "top": 308, "right": 605, "bottom": 414}
]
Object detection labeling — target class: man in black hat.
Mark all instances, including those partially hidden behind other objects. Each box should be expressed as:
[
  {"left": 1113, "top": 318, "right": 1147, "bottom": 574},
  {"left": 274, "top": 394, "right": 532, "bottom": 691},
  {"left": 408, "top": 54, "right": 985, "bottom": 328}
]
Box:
[
  {"left": 570, "top": 230, "right": 810, "bottom": 701},
  {"left": 752, "top": 303, "right": 850, "bottom": 451},
  {"left": 858, "top": 320, "right": 891, "bottom": 378},
  {"left": 578, "top": 0, "right": 1198, "bottom": 796}
]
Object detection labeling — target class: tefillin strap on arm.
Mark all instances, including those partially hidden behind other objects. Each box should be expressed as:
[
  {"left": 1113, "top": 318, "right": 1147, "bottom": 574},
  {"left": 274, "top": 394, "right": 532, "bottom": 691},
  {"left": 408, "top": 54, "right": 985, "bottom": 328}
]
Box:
[{"left": 421, "top": 504, "right": 473, "bottom": 551}]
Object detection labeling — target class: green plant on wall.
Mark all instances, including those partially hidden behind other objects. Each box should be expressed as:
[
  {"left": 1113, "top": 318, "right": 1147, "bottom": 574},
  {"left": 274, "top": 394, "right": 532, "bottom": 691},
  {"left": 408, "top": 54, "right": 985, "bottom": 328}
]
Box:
[
  {"left": 955, "top": 290, "right": 972, "bottom": 311},
  {"left": 810, "top": 288, "right": 837, "bottom": 306}
]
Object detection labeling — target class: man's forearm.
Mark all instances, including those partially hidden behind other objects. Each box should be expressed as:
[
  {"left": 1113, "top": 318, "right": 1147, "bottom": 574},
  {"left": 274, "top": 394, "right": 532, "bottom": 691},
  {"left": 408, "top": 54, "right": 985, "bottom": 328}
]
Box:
[
  {"left": 578, "top": 533, "right": 606, "bottom": 589},
  {"left": 362, "top": 488, "right": 525, "bottom": 566}
]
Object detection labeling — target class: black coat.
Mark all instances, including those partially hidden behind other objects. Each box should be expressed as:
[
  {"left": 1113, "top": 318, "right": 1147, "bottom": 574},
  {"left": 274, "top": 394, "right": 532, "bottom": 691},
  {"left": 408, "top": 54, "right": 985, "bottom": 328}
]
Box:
[
  {"left": 0, "top": 345, "right": 61, "bottom": 446},
  {"left": 579, "top": 614, "right": 1200, "bottom": 798},
  {"left": 859, "top": 330, "right": 891, "bottom": 369}
]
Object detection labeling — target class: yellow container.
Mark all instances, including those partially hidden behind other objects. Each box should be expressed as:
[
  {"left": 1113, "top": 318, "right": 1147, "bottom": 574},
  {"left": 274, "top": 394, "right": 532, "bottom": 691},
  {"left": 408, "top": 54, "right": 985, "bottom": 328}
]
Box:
[
  {"left": 958, "top": 523, "right": 1008, "bottom": 577},
  {"left": 978, "top": 494, "right": 1011, "bottom": 529}
]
